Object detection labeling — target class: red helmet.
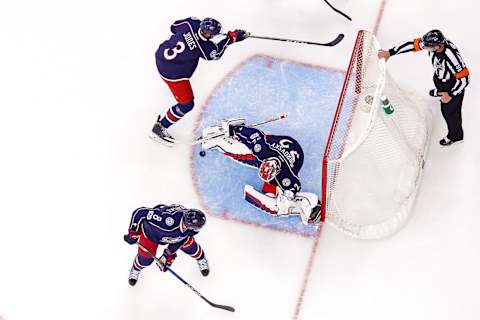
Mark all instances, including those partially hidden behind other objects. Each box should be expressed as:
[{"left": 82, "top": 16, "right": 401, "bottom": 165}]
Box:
[{"left": 258, "top": 158, "right": 281, "bottom": 182}]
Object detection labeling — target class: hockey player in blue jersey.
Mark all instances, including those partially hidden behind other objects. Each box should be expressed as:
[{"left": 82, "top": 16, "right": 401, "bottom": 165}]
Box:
[
  {"left": 124, "top": 204, "right": 208, "bottom": 286},
  {"left": 200, "top": 119, "right": 322, "bottom": 225},
  {"left": 150, "top": 17, "right": 249, "bottom": 146}
]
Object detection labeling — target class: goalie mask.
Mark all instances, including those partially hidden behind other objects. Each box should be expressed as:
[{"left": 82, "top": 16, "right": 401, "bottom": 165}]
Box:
[
  {"left": 183, "top": 209, "right": 206, "bottom": 231},
  {"left": 258, "top": 158, "right": 281, "bottom": 182}
]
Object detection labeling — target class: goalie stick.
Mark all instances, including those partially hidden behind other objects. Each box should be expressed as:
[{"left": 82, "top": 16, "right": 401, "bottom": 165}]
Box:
[
  {"left": 193, "top": 113, "right": 287, "bottom": 145},
  {"left": 137, "top": 242, "right": 235, "bottom": 313}
]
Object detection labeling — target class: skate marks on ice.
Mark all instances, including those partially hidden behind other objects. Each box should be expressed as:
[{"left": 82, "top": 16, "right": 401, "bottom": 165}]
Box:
[{"left": 193, "top": 55, "right": 344, "bottom": 237}]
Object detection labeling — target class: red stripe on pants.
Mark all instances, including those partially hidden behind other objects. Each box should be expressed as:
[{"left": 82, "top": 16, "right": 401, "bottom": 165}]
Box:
[{"left": 137, "top": 233, "right": 158, "bottom": 258}]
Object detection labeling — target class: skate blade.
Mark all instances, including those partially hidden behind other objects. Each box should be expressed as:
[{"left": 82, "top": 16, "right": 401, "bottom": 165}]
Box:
[{"left": 149, "top": 133, "right": 175, "bottom": 147}]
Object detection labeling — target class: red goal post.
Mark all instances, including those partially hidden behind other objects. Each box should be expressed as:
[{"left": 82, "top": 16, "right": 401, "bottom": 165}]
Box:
[{"left": 321, "top": 30, "right": 433, "bottom": 239}]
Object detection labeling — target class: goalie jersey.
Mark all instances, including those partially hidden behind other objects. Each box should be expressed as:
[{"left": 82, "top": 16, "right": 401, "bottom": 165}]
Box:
[
  {"left": 127, "top": 204, "right": 199, "bottom": 253},
  {"left": 231, "top": 126, "right": 304, "bottom": 194}
]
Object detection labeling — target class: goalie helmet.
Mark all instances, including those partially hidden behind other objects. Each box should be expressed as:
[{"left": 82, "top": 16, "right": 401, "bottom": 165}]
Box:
[
  {"left": 199, "top": 18, "right": 222, "bottom": 38},
  {"left": 183, "top": 209, "right": 206, "bottom": 231},
  {"left": 258, "top": 157, "right": 281, "bottom": 182},
  {"left": 422, "top": 29, "right": 445, "bottom": 48}
]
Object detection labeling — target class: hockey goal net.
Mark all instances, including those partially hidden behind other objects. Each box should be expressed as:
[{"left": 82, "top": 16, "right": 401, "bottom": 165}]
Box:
[{"left": 321, "top": 30, "right": 433, "bottom": 239}]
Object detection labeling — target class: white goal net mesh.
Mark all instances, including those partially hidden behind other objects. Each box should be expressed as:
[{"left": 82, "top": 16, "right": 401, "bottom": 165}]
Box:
[{"left": 321, "top": 30, "right": 433, "bottom": 239}]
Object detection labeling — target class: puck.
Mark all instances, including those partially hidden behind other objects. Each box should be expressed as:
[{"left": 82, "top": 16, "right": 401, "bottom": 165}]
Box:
[{"left": 199, "top": 150, "right": 206, "bottom": 157}]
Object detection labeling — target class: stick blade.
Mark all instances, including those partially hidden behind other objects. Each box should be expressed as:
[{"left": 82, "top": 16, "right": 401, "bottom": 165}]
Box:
[
  {"left": 326, "top": 33, "right": 345, "bottom": 46},
  {"left": 210, "top": 303, "right": 235, "bottom": 312}
]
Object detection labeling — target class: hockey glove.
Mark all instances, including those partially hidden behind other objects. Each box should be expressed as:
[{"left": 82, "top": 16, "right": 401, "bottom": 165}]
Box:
[
  {"left": 157, "top": 249, "right": 177, "bottom": 272},
  {"left": 221, "top": 118, "right": 246, "bottom": 138},
  {"left": 123, "top": 232, "right": 140, "bottom": 245},
  {"left": 227, "top": 29, "right": 249, "bottom": 43}
]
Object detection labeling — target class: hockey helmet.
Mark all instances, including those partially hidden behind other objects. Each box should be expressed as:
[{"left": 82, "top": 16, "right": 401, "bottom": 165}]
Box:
[
  {"left": 183, "top": 209, "right": 206, "bottom": 231},
  {"left": 199, "top": 18, "right": 222, "bottom": 38},
  {"left": 422, "top": 29, "right": 445, "bottom": 47},
  {"left": 258, "top": 157, "right": 281, "bottom": 182}
]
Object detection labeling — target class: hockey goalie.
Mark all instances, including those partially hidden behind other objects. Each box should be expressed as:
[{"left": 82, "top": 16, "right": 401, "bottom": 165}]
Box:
[{"left": 200, "top": 118, "right": 321, "bottom": 225}]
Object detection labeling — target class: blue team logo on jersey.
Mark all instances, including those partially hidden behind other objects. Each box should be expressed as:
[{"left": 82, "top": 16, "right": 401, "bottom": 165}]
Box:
[
  {"left": 165, "top": 217, "right": 175, "bottom": 226},
  {"left": 282, "top": 178, "right": 291, "bottom": 187},
  {"left": 209, "top": 50, "right": 218, "bottom": 59},
  {"left": 192, "top": 55, "right": 344, "bottom": 237}
]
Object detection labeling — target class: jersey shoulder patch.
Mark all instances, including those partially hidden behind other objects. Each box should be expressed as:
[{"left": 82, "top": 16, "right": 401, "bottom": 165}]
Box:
[
  {"left": 281, "top": 178, "right": 291, "bottom": 187},
  {"left": 209, "top": 50, "right": 218, "bottom": 59}
]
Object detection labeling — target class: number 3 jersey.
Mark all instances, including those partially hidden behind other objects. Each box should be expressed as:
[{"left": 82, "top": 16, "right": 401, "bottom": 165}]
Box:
[
  {"left": 231, "top": 126, "right": 305, "bottom": 195},
  {"left": 155, "top": 17, "right": 231, "bottom": 80},
  {"left": 128, "top": 204, "right": 199, "bottom": 252}
]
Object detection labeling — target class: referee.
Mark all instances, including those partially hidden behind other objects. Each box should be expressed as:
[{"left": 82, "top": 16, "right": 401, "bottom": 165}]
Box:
[{"left": 378, "top": 29, "right": 470, "bottom": 147}]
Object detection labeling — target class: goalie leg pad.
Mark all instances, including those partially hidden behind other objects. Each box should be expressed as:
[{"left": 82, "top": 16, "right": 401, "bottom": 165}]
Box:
[
  {"left": 244, "top": 186, "right": 319, "bottom": 224},
  {"left": 244, "top": 185, "right": 279, "bottom": 216}
]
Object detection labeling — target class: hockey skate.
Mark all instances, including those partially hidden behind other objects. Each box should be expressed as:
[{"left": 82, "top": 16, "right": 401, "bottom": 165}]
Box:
[
  {"left": 150, "top": 122, "right": 175, "bottom": 146},
  {"left": 128, "top": 267, "right": 141, "bottom": 286},
  {"left": 296, "top": 193, "right": 322, "bottom": 225},
  {"left": 309, "top": 201, "right": 322, "bottom": 225},
  {"left": 197, "top": 257, "right": 210, "bottom": 277}
]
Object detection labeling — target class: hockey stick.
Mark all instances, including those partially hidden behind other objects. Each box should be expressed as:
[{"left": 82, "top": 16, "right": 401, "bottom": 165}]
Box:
[
  {"left": 193, "top": 113, "right": 287, "bottom": 145},
  {"left": 137, "top": 242, "right": 235, "bottom": 313},
  {"left": 323, "top": 0, "right": 352, "bottom": 21},
  {"left": 245, "top": 33, "right": 344, "bottom": 47}
]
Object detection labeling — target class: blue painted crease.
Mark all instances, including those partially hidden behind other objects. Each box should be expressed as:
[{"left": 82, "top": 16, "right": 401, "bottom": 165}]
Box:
[{"left": 193, "top": 56, "right": 343, "bottom": 236}]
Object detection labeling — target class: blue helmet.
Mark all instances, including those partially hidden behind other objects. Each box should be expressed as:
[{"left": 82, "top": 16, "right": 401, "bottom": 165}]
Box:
[
  {"left": 199, "top": 18, "right": 222, "bottom": 38},
  {"left": 422, "top": 29, "right": 445, "bottom": 47},
  {"left": 183, "top": 209, "right": 206, "bottom": 231}
]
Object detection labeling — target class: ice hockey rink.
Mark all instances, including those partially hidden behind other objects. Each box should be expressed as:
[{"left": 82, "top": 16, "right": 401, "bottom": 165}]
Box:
[{"left": 1, "top": 0, "right": 479, "bottom": 319}]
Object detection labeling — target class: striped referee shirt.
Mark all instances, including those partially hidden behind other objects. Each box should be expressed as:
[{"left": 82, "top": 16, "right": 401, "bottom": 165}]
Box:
[{"left": 389, "top": 38, "right": 470, "bottom": 96}]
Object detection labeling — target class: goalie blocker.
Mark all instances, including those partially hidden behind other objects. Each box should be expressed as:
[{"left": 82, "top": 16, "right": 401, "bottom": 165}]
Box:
[{"left": 200, "top": 119, "right": 321, "bottom": 225}]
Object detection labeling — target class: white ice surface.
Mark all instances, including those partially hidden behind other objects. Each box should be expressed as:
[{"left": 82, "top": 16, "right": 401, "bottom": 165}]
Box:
[{"left": 0, "top": 0, "right": 479, "bottom": 319}]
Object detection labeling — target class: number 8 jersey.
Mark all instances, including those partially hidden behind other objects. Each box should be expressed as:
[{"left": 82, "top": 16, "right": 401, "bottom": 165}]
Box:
[{"left": 155, "top": 17, "right": 232, "bottom": 80}]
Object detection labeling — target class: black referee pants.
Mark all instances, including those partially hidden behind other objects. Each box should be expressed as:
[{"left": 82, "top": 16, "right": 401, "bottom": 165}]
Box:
[
  {"left": 434, "top": 77, "right": 465, "bottom": 141},
  {"left": 440, "top": 92, "right": 464, "bottom": 141}
]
